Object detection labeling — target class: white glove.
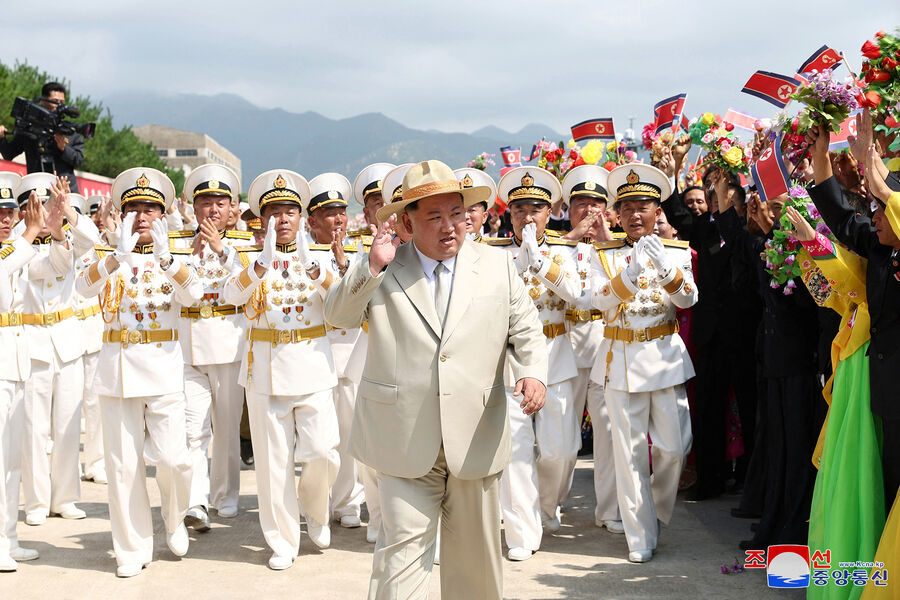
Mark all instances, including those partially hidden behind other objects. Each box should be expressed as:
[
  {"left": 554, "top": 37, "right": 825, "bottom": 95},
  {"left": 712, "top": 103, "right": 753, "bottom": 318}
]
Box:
[
  {"left": 514, "top": 245, "right": 530, "bottom": 274},
  {"left": 625, "top": 236, "right": 646, "bottom": 281},
  {"left": 151, "top": 219, "right": 171, "bottom": 266},
  {"left": 113, "top": 212, "right": 139, "bottom": 261},
  {"left": 643, "top": 234, "right": 673, "bottom": 277},
  {"left": 296, "top": 217, "right": 316, "bottom": 270},
  {"left": 256, "top": 217, "right": 276, "bottom": 269},
  {"left": 521, "top": 223, "right": 542, "bottom": 269}
]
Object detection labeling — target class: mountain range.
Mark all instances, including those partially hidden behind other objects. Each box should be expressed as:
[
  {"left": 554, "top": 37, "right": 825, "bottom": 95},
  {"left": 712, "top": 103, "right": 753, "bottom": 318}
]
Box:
[{"left": 103, "top": 92, "right": 566, "bottom": 193}]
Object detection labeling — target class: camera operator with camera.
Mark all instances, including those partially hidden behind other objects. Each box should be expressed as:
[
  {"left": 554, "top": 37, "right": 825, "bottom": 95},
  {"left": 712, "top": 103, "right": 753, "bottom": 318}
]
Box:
[{"left": 0, "top": 82, "right": 90, "bottom": 193}]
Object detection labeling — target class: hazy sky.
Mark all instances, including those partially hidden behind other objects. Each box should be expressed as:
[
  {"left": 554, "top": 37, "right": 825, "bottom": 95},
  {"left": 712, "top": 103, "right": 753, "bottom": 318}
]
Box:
[{"left": 4, "top": 1, "right": 898, "bottom": 136}]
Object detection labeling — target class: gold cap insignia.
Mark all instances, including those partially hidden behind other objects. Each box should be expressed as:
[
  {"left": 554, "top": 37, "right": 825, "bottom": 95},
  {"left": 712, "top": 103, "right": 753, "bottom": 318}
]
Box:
[
  {"left": 626, "top": 170, "right": 640, "bottom": 185},
  {"left": 209, "top": 178, "right": 219, "bottom": 190},
  {"left": 137, "top": 173, "right": 150, "bottom": 188},
  {"left": 521, "top": 172, "right": 534, "bottom": 187},
  {"left": 585, "top": 181, "right": 596, "bottom": 190},
  {"left": 1, "top": 188, "right": 10, "bottom": 199},
  {"left": 274, "top": 174, "right": 287, "bottom": 189},
  {"left": 327, "top": 190, "right": 338, "bottom": 199},
  {"left": 462, "top": 174, "right": 473, "bottom": 188},
  {"left": 35, "top": 187, "right": 47, "bottom": 197}
]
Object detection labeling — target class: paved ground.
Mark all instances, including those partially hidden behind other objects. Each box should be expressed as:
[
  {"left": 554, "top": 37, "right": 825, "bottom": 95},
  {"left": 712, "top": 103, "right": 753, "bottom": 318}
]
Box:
[{"left": 1, "top": 453, "right": 805, "bottom": 599}]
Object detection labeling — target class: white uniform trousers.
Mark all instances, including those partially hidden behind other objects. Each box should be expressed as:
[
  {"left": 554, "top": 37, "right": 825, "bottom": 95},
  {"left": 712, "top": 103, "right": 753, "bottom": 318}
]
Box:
[
  {"left": 184, "top": 362, "right": 244, "bottom": 513},
  {"left": 81, "top": 351, "right": 104, "bottom": 480},
  {"left": 604, "top": 384, "right": 692, "bottom": 552},
  {"left": 22, "top": 354, "right": 84, "bottom": 517},
  {"left": 99, "top": 392, "right": 193, "bottom": 567},
  {"left": 499, "top": 379, "right": 579, "bottom": 551},
  {"left": 330, "top": 376, "right": 365, "bottom": 521},
  {"left": 0, "top": 381, "right": 24, "bottom": 556},
  {"left": 359, "top": 461, "right": 382, "bottom": 540},
  {"left": 370, "top": 447, "right": 502, "bottom": 600},
  {"left": 246, "top": 388, "right": 340, "bottom": 558},
  {"left": 568, "top": 368, "right": 620, "bottom": 523}
]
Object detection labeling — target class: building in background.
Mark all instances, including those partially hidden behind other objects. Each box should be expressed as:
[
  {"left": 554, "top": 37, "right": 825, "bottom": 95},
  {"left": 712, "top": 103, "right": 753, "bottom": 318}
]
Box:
[{"left": 133, "top": 124, "right": 242, "bottom": 185}]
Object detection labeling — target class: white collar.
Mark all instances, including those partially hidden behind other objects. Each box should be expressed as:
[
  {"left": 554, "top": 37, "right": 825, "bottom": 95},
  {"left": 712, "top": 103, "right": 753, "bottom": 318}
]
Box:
[{"left": 412, "top": 242, "right": 457, "bottom": 279}]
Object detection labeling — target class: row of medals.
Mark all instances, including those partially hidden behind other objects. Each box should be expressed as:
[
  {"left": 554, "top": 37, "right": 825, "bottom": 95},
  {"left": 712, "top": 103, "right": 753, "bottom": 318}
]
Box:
[
  {"left": 197, "top": 251, "right": 229, "bottom": 317},
  {"left": 122, "top": 264, "right": 172, "bottom": 330},
  {"left": 270, "top": 260, "right": 313, "bottom": 323}
]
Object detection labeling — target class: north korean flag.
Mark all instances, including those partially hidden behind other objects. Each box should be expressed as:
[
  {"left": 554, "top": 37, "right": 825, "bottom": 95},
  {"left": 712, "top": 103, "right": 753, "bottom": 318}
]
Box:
[
  {"left": 798, "top": 45, "right": 843, "bottom": 75},
  {"left": 829, "top": 110, "right": 861, "bottom": 151},
  {"left": 571, "top": 118, "right": 615, "bottom": 141},
  {"left": 741, "top": 71, "right": 801, "bottom": 108},
  {"left": 723, "top": 108, "right": 760, "bottom": 133},
  {"left": 750, "top": 132, "right": 791, "bottom": 202},
  {"left": 653, "top": 94, "right": 687, "bottom": 135},
  {"left": 499, "top": 146, "right": 522, "bottom": 167}
]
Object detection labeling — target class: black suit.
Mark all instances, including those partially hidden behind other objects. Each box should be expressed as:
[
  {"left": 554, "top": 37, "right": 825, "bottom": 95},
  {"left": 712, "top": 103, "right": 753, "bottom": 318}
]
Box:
[
  {"left": 0, "top": 131, "right": 84, "bottom": 193},
  {"left": 809, "top": 175, "right": 900, "bottom": 503}
]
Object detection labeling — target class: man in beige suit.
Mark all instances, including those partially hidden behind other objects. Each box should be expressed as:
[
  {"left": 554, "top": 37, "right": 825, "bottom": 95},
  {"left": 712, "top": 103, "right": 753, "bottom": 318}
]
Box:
[{"left": 324, "top": 160, "right": 548, "bottom": 600}]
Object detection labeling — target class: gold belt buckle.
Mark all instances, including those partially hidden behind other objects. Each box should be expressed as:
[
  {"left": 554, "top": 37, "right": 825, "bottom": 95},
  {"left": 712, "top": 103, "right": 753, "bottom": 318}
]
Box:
[
  {"left": 636, "top": 329, "right": 648, "bottom": 343},
  {"left": 9, "top": 313, "right": 20, "bottom": 326},
  {"left": 279, "top": 330, "right": 292, "bottom": 345},
  {"left": 199, "top": 305, "right": 213, "bottom": 319},
  {"left": 44, "top": 312, "right": 57, "bottom": 325},
  {"left": 128, "top": 330, "right": 143, "bottom": 345}
]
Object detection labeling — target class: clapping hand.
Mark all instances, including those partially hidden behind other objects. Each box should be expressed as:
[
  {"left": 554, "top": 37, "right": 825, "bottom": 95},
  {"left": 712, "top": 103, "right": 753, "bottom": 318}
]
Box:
[
  {"left": 114, "top": 212, "right": 139, "bottom": 261},
  {"left": 625, "top": 237, "right": 646, "bottom": 281},
  {"left": 150, "top": 219, "right": 171, "bottom": 266},
  {"left": 643, "top": 234, "right": 672, "bottom": 277}
]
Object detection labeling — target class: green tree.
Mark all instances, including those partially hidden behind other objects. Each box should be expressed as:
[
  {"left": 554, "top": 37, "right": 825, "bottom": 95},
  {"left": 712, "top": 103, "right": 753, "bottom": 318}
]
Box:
[{"left": 0, "top": 60, "right": 184, "bottom": 192}]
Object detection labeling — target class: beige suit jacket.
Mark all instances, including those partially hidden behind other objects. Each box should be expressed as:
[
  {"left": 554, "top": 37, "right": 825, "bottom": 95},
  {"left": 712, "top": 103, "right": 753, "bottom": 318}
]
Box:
[{"left": 324, "top": 240, "right": 548, "bottom": 480}]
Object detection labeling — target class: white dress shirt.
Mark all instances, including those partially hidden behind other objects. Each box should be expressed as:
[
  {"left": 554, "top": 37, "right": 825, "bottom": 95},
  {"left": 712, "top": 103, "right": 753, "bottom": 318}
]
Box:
[{"left": 412, "top": 242, "right": 457, "bottom": 302}]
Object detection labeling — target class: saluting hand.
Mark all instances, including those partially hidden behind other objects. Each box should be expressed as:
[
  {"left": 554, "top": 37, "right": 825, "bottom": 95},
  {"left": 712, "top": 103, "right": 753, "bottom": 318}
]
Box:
[{"left": 368, "top": 215, "right": 401, "bottom": 277}]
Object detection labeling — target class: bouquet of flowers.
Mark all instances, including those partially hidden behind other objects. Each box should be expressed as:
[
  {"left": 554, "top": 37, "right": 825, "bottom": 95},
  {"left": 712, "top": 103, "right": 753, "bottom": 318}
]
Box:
[
  {"left": 537, "top": 139, "right": 639, "bottom": 181},
  {"left": 860, "top": 30, "right": 900, "bottom": 153},
  {"left": 537, "top": 142, "right": 581, "bottom": 181},
  {"left": 790, "top": 68, "right": 860, "bottom": 135},
  {"left": 689, "top": 112, "right": 751, "bottom": 175},
  {"left": 763, "top": 185, "right": 835, "bottom": 294},
  {"left": 466, "top": 152, "right": 495, "bottom": 171},
  {"left": 760, "top": 111, "right": 811, "bottom": 164}
]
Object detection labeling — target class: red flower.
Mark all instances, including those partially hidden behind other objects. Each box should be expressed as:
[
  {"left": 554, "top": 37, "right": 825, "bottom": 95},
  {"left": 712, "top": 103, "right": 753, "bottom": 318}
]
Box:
[
  {"left": 885, "top": 115, "right": 899, "bottom": 129},
  {"left": 864, "top": 69, "right": 875, "bottom": 83},
  {"left": 862, "top": 91, "right": 882, "bottom": 108},
  {"left": 884, "top": 57, "right": 900, "bottom": 71},
  {"left": 603, "top": 161, "right": 617, "bottom": 172},
  {"left": 861, "top": 61, "right": 871, "bottom": 73},
  {"left": 571, "top": 156, "right": 586, "bottom": 168},
  {"left": 568, "top": 149, "right": 578, "bottom": 160},
  {"left": 724, "top": 122, "right": 734, "bottom": 132},
  {"left": 861, "top": 40, "right": 882, "bottom": 59},
  {"left": 875, "top": 30, "right": 886, "bottom": 39},
  {"left": 871, "top": 69, "right": 891, "bottom": 82}
]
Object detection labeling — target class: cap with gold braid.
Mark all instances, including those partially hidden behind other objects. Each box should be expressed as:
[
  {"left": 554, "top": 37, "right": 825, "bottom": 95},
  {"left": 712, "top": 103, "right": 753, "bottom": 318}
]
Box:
[
  {"left": 561, "top": 164, "right": 610, "bottom": 203},
  {"left": 183, "top": 164, "right": 240, "bottom": 202},
  {"left": 305, "top": 172, "right": 351, "bottom": 215},
  {"left": 0, "top": 172, "right": 22, "bottom": 210},
  {"left": 375, "top": 163, "right": 413, "bottom": 222},
  {"left": 14, "top": 172, "right": 56, "bottom": 207},
  {"left": 497, "top": 166, "right": 562, "bottom": 206},
  {"left": 607, "top": 163, "right": 671, "bottom": 207},
  {"left": 111, "top": 168, "right": 175, "bottom": 212},
  {"left": 353, "top": 163, "right": 395, "bottom": 207},
  {"left": 68, "top": 193, "right": 87, "bottom": 215},
  {"left": 453, "top": 168, "right": 497, "bottom": 209},
  {"left": 375, "top": 160, "right": 492, "bottom": 222},
  {"left": 87, "top": 194, "right": 106, "bottom": 215},
  {"left": 247, "top": 169, "right": 309, "bottom": 217}
]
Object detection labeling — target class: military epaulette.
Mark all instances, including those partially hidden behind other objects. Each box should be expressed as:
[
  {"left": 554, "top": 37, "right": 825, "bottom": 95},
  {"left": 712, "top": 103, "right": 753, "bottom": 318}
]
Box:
[
  {"left": 545, "top": 228, "right": 565, "bottom": 238},
  {"left": 482, "top": 237, "right": 512, "bottom": 246},
  {"left": 310, "top": 243, "right": 332, "bottom": 251},
  {"left": 546, "top": 236, "right": 578, "bottom": 247},
  {"left": 343, "top": 244, "right": 359, "bottom": 252},
  {"left": 347, "top": 228, "right": 372, "bottom": 238},
  {"left": 170, "top": 248, "right": 193, "bottom": 255},
  {"left": 236, "top": 245, "right": 263, "bottom": 252},
  {"left": 94, "top": 244, "right": 114, "bottom": 259},
  {"left": 611, "top": 231, "right": 627, "bottom": 239},
  {"left": 593, "top": 240, "right": 626, "bottom": 250},
  {"left": 167, "top": 230, "right": 195, "bottom": 239},
  {"left": 661, "top": 238, "right": 690, "bottom": 249},
  {"left": 235, "top": 245, "right": 261, "bottom": 268},
  {"left": 224, "top": 230, "right": 254, "bottom": 240},
  {"left": 0, "top": 239, "right": 12, "bottom": 246},
  {"left": 0, "top": 244, "right": 14, "bottom": 260}
]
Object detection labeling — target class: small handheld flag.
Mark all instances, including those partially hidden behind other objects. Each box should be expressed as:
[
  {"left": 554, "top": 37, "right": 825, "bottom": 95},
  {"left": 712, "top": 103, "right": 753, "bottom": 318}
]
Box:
[
  {"left": 571, "top": 118, "right": 615, "bottom": 141},
  {"left": 750, "top": 132, "right": 791, "bottom": 202},
  {"left": 653, "top": 94, "right": 687, "bottom": 135},
  {"left": 829, "top": 110, "right": 862, "bottom": 151},
  {"left": 499, "top": 146, "right": 522, "bottom": 167},
  {"left": 723, "top": 108, "right": 761, "bottom": 133},
  {"left": 741, "top": 71, "right": 801, "bottom": 108},
  {"left": 798, "top": 45, "right": 843, "bottom": 75}
]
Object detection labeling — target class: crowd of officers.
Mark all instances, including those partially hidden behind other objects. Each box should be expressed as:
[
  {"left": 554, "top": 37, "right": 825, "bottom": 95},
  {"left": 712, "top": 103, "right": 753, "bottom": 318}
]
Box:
[{"left": 0, "top": 156, "right": 700, "bottom": 577}]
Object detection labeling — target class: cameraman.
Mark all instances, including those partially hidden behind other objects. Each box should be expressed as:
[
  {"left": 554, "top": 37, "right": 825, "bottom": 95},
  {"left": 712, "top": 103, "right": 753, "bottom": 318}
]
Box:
[{"left": 0, "top": 82, "right": 85, "bottom": 192}]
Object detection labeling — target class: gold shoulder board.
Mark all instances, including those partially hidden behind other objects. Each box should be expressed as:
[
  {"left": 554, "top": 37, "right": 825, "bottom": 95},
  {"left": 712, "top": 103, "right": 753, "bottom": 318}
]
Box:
[
  {"left": 546, "top": 237, "right": 578, "bottom": 247},
  {"left": 482, "top": 237, "right": 512, "bottom": 246},
  {"left": 170, "top": 248, "right": 193, "bottom": 255},
  {"left": 593, "top": 240, "right": 626, "bottom": 250},
  {"left": 224, "top": 230, "right": 254, "bottom": 240},
  {"left": 167, "top": 229, "right": 195, "bottom": 238},
  {"left": 661, "top": 238, "right": 690, "bottom": 249}
]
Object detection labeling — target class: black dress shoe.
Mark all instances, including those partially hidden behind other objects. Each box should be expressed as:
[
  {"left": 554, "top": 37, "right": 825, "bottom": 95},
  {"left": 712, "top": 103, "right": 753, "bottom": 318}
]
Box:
[
  {"left": 684, "top": 486, "right": 724, "bottom": 502},
  {"left": 750, "top": 522, "right": 759, "bottom": 533},
  {"left": 731, "top": 508, "right": 761, "bottom": 519},
  {"left": 240, "top": 438, "right": 254, "bottom": 466},
  {"left": 739, "top": 538, "right": 768, "bottom": 551}
]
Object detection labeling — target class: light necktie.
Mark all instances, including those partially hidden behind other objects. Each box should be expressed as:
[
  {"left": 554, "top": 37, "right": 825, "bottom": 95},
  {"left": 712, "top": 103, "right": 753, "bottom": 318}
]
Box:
[{"left": 433, "top": 262, "right": 450, "bottom": 326}]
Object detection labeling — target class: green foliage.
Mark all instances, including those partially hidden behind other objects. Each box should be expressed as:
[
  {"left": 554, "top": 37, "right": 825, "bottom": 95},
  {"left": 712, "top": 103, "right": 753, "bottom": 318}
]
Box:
[{"left": 0, "top": 59, "right": 183, "bottom": 191}]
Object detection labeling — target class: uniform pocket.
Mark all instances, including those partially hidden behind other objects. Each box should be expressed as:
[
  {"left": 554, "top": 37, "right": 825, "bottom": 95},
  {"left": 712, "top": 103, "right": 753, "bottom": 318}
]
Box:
[
  {"left": 482, "top": 383, "right": 505, "bottom": 407},
  {"left": 359, "top": 377, "right": 398, "bottom": 405}
]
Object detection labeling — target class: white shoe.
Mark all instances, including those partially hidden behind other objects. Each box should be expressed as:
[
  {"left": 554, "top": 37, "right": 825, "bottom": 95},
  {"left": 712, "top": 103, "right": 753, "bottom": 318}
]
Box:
[
  {"left": 216, "top": 506, "right": 238, "bottom": 518},
  {"left": 9, "top": 547, "right": 39, "bottom": 562},
  {"left": 366, "top": 526, "right": 378, "bottom": 544},
  {"left": 433, "top": 546, "right": 440, "bottom": 565},
  {"left": 84, "top": 470, "right": 108, "bottom": 484},
  {"left": 51, "top": 505, "right": 86, "bottom": 520},
  {"left": 306, "top": 520, "right": 330, "bottom": 549},
  {"left": 25, "top": 512, "right": 47, "bottom": 526},
  {"left": 628, "top": 549, "right": 653, "bottom": 563},
  {"left": 339, "top": 515, "right": 361, "bottom": 528},
  {"left": 599, "top": 519, "right": 625, "bottom": 534},
  {"left": 267, "top": 553, "right": 294, "bottom": 570},
  {"left": 542, "top": 506, "right": 561, "bottom": 533},
  {"left": 184, "top": 506, "right": 210, "bottom": 532},
  {"left": 116, "top": 563, "right": 147, "bottom": 578},
  {"left": 166, "top": 523, "right": 189, "bottom": 557},
  {"left": 507, "top": 547, "right": 534, "bottom": 561},
  {"left": 0, "top": 556, "right": 17, "bottom": 572}
]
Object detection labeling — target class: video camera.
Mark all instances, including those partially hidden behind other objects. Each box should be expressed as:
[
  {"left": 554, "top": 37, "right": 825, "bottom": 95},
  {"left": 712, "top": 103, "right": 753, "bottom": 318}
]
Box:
[{"left": 9, "top": 96, "right": 96, "bottom": 144}]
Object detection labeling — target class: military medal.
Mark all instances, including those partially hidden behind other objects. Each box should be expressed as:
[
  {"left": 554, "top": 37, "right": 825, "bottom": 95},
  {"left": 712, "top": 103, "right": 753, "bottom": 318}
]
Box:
[
  {"left": 147, "top": 301, "right": 156, "bottom": 311},
  {"left": 529, "top": 287, "right": 541, "bottom": 300},
  {"left": 160, "top": 301, "right": 171, "bottom": 311},
  {"left": 135, "top": 312, "right": 144, "bottom": 330},
  {"left": 149, "top": 311, "right": 161, "bottom": 329},
  {"left": 295, "top": 305, "right": 304, "bottom": 321},
  {"left": 282, "top": 307, "right": 291, "bottom": 323},
  {"left": 280, "top": 260, "right": 289, "bottom": 278},
  {"left": 142, "top": 270, "right": 153, "bottom": 283},
  {"left": 161, "top": 282, "right": 173, "bottom": 294},
  {"left": 130, "top": 267, "right": 138, "bottom": 285}
]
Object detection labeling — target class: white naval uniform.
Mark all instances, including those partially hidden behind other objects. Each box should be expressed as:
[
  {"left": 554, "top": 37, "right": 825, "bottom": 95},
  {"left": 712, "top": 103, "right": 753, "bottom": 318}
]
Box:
[
  {"left": 589, "top": 237, "right": 697, "bottom": 553},
  {"left": 493, "top": 235, "right": 581, "bottom": 552},
  {"left": 310, "top": 241, "right": 367, "bottom": 525},
  {"left": 170, "top": 229, "right": 255, "bottom": 515},
  {"left": 19, "top": 228, "right": 84, "bottom": 520},
  {"left": 0, "top": 239, "right": 36, "bottom": 559},
  {"left": 76, "top": 243, "right": 201, "bottom": 567},
  {"left": 223, "top": 243, "right": 340, "bottom": 559},
  {"left": 565, "top": 240, "right": 619, "bottom": 524}
]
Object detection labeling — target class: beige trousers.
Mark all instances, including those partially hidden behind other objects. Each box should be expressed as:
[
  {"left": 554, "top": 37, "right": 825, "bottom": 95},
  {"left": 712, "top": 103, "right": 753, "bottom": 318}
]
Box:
[{"left": 369, "top": 448, "right": 502, "bottom": 600}]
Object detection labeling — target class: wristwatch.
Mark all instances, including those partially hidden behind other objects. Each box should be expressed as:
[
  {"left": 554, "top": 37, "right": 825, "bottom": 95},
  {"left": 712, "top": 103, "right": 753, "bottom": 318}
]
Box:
[{"left": 160, "top": 256, "right": 175, "bottom": 271}]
